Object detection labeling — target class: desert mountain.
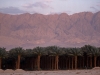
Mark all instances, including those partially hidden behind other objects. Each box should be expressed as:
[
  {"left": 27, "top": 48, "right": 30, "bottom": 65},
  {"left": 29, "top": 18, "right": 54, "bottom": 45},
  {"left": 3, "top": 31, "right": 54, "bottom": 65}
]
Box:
[{"left": 0, "top": 12, "right": 100, "bottom": 50}]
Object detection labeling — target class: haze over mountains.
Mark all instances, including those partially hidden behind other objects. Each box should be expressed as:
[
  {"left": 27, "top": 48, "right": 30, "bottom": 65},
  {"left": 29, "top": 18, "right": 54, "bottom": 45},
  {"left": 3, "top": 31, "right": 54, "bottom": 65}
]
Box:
[{"left": 0, "top": 12, "right": 100, "bottom": 50}]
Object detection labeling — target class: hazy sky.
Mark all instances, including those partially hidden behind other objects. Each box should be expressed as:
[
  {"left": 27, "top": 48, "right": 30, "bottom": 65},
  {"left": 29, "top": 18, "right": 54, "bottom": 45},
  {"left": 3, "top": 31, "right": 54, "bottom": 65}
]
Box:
[{"left": 0, "top": 0, "right": 100, "bottom": 15}]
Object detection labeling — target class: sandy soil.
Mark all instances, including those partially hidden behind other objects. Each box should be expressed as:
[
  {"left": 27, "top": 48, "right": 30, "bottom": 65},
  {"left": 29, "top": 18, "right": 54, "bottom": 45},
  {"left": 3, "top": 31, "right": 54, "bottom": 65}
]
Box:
[{"left": 0, "top": 67, "right": 100, "bottom": 75}]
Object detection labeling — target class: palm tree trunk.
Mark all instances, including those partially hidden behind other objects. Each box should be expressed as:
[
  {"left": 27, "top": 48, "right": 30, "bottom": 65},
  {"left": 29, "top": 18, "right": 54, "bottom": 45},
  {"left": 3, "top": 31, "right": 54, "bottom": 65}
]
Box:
[
  {"left": 68, "top": 57, "right": 70, "bottom": 69},
  {"left": 94, "top": 56, "right": 97, "bottom": 67},
  {"left": 56, "top": 55, "right": 59, "bottom": 70},
  {"left": 54, "top": 55, "right": 59, "bottom": 70},
  {"left": 75, "top": 56, "right": 77, "bottom": 69},
  {"left": 79, "top": 57, "right": 81, "bottom": 69},
  {"left": 18, "top": 54, "right": 21, "bottom": 69},
  {"left": 37, "top": 55, "right": 40, "bottom": 70},
  {"left": 55, "top": 56, "right": 56, "bottom": 70},
  {"left": 0, "top": 57, "right": 1, "bottom": 69},
  {"left": 31, "top": 58, "right": 34, "bottom": 70},
  {"left": 66, "top": 58, "right": 67, "bottom": 69},
  {"left": 90, "top": 57, "right": 92, "bottom": 68},
  {"left": 83, "top": 57, "right": 84, "bottom": 68},
  {"left": 87, "top": 57, "right": 88, "bottom": 68},
  {"left": 52, "top": 57, "right": 53, "bottom": 70},
  {"left": 49, "top": 56, "right": 53, "bottom": 69},
  {"left": 72, "top": 57, "right": 73, "bottom": 69}
]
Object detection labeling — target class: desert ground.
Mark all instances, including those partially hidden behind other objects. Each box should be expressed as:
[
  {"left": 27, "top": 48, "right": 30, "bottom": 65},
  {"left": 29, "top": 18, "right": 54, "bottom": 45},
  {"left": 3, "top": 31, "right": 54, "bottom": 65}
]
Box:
[{"left": 0, "top": 67, "right": 100, "bottom": 75}]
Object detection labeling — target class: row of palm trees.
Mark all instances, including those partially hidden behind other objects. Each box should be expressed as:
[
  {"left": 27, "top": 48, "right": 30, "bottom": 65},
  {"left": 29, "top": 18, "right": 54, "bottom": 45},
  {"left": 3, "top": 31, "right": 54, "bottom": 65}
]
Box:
[{"left": 0, "top": 45, "right": 100, "bottom": 70}]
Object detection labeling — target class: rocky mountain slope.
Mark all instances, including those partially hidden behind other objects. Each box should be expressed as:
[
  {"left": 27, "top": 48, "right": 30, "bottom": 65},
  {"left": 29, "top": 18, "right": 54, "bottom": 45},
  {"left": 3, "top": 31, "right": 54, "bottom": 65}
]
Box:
[{"left": 0, "top": 12, "right": 100, "bottom": 50}]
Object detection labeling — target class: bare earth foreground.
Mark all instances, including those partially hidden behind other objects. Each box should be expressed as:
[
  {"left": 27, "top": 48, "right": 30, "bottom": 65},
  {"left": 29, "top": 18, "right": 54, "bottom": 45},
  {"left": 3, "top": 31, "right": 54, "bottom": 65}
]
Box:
[{"left": 0, "top": 67, "right": 100, "bottom": 75}]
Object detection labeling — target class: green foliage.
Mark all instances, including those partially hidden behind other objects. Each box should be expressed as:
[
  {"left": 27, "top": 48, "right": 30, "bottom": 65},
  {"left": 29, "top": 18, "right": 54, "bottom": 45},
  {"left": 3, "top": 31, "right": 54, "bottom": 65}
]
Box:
[
  {"left": 0, "top": 47, "right": 6, "bottom": 58},
  {"left": 0, "top": 45, "right": 99, "bottom": 58},
  {"left": 46, "top": 46, "right": 65, "bottom": 56},
  {"left": 67, "top": 48, "right": 83, "bottom": 56},
  {"left": 8, "top": 47, "right": 24, "bottom": 59},
  {"left": 81, "top": 45, "right": 100, "bottom": 56},
  {"left": 0, "top": 45, "right": 100, "bottom": 70},
  {"left": 81, "top": 45, "right": 94, "bottom": 52},
  {"left": 33, "top": 46, "right": 47, "bottom": 56},
  {"left": 24, "top": 49, "right": 34, "bottom": 57},
  {"left": 88, "top": 46, "right": 100, "bottom": 56}
]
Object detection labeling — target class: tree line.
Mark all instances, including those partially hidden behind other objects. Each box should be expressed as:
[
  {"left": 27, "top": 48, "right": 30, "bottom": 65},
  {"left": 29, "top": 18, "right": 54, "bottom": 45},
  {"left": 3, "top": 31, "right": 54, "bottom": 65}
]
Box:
[{"left": 0, "top": 45, "right": 100, "bottom": 70}]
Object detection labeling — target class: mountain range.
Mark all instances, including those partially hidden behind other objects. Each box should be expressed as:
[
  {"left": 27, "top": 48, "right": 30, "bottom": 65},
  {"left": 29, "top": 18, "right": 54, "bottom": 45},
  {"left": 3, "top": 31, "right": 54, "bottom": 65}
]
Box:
[{"left": 0, "top": 12, "right": 100, "bottom": 50}]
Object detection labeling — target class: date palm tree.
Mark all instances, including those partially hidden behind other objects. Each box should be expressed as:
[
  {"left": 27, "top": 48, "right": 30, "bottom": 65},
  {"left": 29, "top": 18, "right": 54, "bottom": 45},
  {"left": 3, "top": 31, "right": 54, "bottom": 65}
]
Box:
[
  {"left": 87, "top": 46, "right": 100, "bottom": 67},
  {"left": 33, "top": 47, "right": 46, "bottom": 70},
  {"left": 63, "top": 48, "right": 70, "bottom": 69},
  {"left": 0, "top": 47, "right": 6, "bottom": 69},
  {"left": 82, "top": 45, "right": 100, "bottom": 68},
  {"left": 81, "top": 45, "right": 93, "bottom": 68},
  {"left": 67, "top": 48, "right": 83, "bottom": 69},
  {"left": 47, "top": 46, "right": 65, "bottom": 70},
  {"left": 9, "top": 47, "right": 24, "bottom": 69}
]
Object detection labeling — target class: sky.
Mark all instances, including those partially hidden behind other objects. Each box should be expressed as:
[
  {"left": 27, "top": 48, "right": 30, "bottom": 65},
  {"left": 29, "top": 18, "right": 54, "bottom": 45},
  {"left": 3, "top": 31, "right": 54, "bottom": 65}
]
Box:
[{"left": 0, "top": 0, "right": 100, "bottom": 15}]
